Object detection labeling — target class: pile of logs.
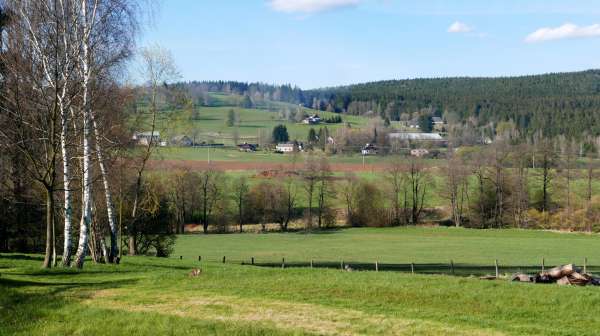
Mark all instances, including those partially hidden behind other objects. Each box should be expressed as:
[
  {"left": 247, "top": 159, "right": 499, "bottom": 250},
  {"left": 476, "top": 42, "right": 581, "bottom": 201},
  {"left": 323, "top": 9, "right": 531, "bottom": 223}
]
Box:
[{"left": 511, "top": 264, "right": 600, "bottom": 286}]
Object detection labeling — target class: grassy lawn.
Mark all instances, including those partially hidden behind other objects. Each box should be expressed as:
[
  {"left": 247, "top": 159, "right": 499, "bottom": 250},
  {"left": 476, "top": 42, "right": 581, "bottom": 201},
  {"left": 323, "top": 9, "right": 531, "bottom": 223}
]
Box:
[{"left": 3, "top": 228, "right": 600, "bottom": 335}]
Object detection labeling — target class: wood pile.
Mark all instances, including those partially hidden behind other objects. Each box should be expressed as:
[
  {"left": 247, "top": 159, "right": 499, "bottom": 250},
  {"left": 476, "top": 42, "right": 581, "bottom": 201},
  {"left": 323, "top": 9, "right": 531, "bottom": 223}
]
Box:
[{"left": 511, "top": 264, "right": 600, "bottom": 286}]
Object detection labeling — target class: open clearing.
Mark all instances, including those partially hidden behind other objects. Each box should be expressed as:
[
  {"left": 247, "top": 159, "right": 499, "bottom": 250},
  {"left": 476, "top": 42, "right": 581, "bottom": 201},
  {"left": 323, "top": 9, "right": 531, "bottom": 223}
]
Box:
[{"left": 3, "top": 228, "right": 600, "bottom": 335}]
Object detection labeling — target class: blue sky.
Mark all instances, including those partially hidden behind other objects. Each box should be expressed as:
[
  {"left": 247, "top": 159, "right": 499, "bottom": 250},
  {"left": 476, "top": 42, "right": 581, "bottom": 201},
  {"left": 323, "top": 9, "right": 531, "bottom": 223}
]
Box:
[{"left": 142, "top": 0, "right": 600, "bottom": 89}]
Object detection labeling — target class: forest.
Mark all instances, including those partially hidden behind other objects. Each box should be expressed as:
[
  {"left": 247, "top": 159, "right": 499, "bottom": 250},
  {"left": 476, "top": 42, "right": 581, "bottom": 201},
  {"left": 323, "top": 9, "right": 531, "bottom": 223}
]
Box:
[{"left": 187, "top": 70, "right": 600, "bottom": 137}]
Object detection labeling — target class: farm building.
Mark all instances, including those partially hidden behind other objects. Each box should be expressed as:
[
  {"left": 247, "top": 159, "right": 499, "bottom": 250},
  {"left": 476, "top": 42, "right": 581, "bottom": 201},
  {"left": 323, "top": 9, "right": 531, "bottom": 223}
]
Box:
[
  {"left": 133, "top": 131, "right": 162, "bottom": 146},
  {"left": 276, "top": 142, "right": 297, "bottom": 153},
  {"left": 388, "top": 132, "right": 445, "bottom": 142},
  {"left": 302, "top": 114, "right": 321, "bottom": 125},
  {"left": 361, "top": 143, "right": 378, "bottom": 155},
  {"left": 432, "top": 117, "right": 446, "bottom": 131},
  {"left": 237, "top": 143, "right": 258, "bottom": 152},
  {"left": 170, "top": 135, "right": 193, "bottom": 147}
]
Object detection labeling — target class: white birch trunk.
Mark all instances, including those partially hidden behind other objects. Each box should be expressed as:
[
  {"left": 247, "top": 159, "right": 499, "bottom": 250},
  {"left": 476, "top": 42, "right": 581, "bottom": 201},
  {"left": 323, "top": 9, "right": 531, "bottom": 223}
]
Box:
[
  {"left": 60, "top": 105, "right": 74, "bottom": 266},
  {"left": 91, "top": 112, "right": 119, "bottom": 261},
  {"left": 74, "top": 0, "right": 94, "bottom": 268}
]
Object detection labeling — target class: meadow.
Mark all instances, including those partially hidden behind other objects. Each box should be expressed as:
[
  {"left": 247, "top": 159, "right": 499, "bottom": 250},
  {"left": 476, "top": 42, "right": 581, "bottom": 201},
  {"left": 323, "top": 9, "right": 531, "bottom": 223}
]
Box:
[{"left": 3, "top": 227, "right": 600, "bottom": 335}]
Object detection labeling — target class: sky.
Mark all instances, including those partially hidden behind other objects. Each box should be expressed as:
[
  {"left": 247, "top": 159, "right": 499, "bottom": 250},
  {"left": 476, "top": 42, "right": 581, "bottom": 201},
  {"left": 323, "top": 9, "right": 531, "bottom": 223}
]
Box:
[{"left": 141, "top": 0, "right": 600, "bottom": 89}]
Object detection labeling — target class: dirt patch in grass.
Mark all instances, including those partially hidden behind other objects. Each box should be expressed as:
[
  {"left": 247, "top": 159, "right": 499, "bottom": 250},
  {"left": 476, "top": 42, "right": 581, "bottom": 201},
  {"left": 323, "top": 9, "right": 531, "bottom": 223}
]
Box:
[{"left": 86, "top": 289, "right": 504, "bottom": 336}]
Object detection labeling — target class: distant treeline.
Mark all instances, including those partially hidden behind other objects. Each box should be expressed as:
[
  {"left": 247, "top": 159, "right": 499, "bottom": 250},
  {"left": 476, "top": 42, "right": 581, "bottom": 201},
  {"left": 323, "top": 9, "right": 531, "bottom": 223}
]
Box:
[{"left": 181, "top": 70, "right": 600, "bottom": 137}]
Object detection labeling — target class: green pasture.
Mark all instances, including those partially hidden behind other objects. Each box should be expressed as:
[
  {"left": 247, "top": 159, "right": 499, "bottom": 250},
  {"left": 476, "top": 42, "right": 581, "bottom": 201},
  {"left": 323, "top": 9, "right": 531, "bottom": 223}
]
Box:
[{"left": 4, "top": 227, "right": 600, "bottom": 335}]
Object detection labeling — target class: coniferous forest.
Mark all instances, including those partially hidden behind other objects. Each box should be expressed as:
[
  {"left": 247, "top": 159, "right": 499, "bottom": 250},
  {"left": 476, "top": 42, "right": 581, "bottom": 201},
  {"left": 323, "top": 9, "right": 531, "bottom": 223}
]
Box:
[{"left": 189, "top": 70, "right": 600, "bottom": 137}]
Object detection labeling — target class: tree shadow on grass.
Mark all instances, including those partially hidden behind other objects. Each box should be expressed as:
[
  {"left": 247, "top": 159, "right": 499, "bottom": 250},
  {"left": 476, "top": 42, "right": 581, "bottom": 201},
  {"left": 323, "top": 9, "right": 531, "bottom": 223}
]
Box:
[
  {"left": 0, "top": 254, "right": 44, "bottom": 261},
  {"left": 0, "top": 276, "right": 140, "bottom": 335}
]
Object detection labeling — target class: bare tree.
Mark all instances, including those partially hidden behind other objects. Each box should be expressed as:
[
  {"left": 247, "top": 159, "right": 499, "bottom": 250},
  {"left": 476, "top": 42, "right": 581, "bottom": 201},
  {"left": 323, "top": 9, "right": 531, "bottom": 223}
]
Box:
[
  {"left": 198, "top": 169, "right": 224, "bottom": 234},
  {"left": 129, "top": 44, "right": 179, "bottom": 254},
  {"left": 443, "top": 151, "right": 470, "bottom": 227},
  {"left": 232, "top": 176, "right": 249, "bottom": 233},
  {"left": 387, "top": 159, "right": 407, "bottom": 226},
  {"left": 406, "top": 157, "right": 429, "bottom": 225},
  {"left": 315, "top": 157, "right": 332, "bottom": 228},
  {"left": 302, "top": 155, "right": 319, "bottom": 229}
]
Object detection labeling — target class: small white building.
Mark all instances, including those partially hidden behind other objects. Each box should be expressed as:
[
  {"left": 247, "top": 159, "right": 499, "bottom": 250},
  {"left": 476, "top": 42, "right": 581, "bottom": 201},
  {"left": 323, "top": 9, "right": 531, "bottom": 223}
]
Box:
[
  {"left": 302, "top": 114, "right": 321, "bottom": 125},
  {"left": 276, "top": 143, "right": 296, "bottom": 153},
  {"left": 133, "top": 131, "right": 161, "bottom": 146}
]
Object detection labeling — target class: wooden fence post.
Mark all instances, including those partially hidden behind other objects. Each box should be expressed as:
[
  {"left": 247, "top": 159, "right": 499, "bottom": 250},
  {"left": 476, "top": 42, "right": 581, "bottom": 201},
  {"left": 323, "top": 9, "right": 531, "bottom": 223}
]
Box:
[
  {"left": 251, "top": 257, "right": 254, "bottom": 265},
  {"left": 341, "top": 260, "right": 344, "bottom": 270},
  {"left": 450, "top": 260, "right": 454, "bottom": 275},
  {"left": 198, "top": 256, "right": 201, "bottom": 262},
  {"left": 411, "top": 262, "right": 415, "bottom": 274},
  {"left": 282, "top": 258, "right": 285, "bottom": 269},
  {"left": 310, "top": 259, "right": 314, "bottom": 269},
  {"left": 375, "top": 261, "right": 379, "bottom": 272},
  {"left": 222, "top": 256, "right": 226, "bottom": 264},
  {"left": 495, "top": 259, "right": 499, "bottom": 278},
  {"left": 584, "top": 257, "right": 588, "bottom": 274}
]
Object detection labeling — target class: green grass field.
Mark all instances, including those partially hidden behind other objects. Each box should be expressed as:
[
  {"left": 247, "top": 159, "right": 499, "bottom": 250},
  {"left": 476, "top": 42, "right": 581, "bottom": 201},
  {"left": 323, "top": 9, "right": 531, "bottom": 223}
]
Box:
[
  {"left": 137, "top": 93, "right": 381, "bottom": 146},
  {"left": 3, "top": 227, "right": 600, "bottom": 335}
]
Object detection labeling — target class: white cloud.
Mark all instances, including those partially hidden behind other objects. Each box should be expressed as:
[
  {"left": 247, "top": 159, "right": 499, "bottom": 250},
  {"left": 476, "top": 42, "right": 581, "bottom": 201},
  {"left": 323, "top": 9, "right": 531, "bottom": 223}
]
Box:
[
  {"left": 447, "top": 21, "right": 472, "bottom": 33},
  {"left": 525, "top": 23, "right": 600, "bottom": 43},
  {"left": 268, "top": 0, "right": 360, "bottom": 14}
]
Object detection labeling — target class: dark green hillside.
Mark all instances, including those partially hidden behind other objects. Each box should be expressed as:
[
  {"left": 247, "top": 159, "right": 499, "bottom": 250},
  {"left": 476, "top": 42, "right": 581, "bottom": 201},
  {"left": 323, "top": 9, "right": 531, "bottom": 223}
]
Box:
[
  {"left": 303, "top": 70, "right": 600, "bottom": 137},
  {"left": 184, "top": 70, "right": 600, "bottom": 137}
]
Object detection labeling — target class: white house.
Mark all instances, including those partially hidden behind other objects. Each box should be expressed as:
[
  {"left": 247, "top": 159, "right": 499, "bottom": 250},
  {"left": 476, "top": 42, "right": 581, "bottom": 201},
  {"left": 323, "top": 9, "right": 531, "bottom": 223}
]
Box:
[
  {"left": 276, "top": 143, "right": 296, "bottom": 153},
  {"left": 133, "top": 131, "right": 161, "bottom": 146},
  {"left": 302, "top": 114, "right": 321, "bottom": 125}
]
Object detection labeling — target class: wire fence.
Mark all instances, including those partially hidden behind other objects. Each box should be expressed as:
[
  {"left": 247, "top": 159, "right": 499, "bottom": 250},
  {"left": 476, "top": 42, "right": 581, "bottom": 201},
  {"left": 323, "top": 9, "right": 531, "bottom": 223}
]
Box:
[{"left": 179, "top": 255, "right": 599, "bottom": 277}]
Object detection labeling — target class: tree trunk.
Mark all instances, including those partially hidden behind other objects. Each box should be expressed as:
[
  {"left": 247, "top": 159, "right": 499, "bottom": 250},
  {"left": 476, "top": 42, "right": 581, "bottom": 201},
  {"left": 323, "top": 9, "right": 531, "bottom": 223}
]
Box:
[
  {"left": 60, "top": 106, "right": 73, "bottom": 266},
  {"left": 91, "top": 112, "right": 119, "bottom": 262},
  {"left": 43, "top": 188, "right": 54, "bottom": 269}
]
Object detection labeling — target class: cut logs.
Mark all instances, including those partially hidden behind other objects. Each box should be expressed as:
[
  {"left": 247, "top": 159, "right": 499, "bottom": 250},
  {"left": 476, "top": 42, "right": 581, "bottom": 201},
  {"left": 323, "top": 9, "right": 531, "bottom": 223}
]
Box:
[{"left": 510, "top": 264, "right": 600, "bottom": 287}]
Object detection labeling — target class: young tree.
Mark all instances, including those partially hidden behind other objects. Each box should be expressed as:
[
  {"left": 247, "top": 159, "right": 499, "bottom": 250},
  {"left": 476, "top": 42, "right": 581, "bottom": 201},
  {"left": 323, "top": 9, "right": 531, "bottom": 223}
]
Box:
[
  {"left": 226, "top": 109, "right": 236, "bottom": 127},
  {"left": 406, "top": 157, "right": 430, "bottom": 224},
  {"left": 418, "top": 115, "right": 433, "bottom": 133},
  {"left": 232, "top": 176, "right": 249, "bottom": 233},
  {"left": 272, "top": 124, "right": 289, "bottom": 143},
  {"left": 198, "top": 169, "right": 225, "bottom": 234},
  {"left": 387, "top": 159, "right": 407, "bottom": 226},
  {"left": 442, "top": 151, "right": 470, "bottom": 227},
  {"left": 315, "top": 157, "right": 333, "bottom": 228},
  {"left": 302, "top": 156, "right": 319, "bottom": 229}
]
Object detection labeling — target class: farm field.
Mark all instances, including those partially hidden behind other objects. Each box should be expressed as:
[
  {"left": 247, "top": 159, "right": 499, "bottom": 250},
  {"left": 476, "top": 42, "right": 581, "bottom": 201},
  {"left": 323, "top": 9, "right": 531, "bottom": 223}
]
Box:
[
  {"left": 137, "top": 93, "right": 385, "bottom": 146},
  {"left": 4, "top": 228, "right": 600, "bottom": 335}
]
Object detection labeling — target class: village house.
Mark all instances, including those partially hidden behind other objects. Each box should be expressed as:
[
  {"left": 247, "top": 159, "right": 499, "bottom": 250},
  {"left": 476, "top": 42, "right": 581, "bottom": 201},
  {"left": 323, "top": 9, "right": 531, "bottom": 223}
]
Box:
[
  {"left": 276, "top": 142, "right": 297, "bottom": 153},
  {"left": 302, "top": 114, "right": 321, "bottom": 125},
  {"left": 361, "top": 143, "right": 378, "bottom": 155},
  {"left": 408, "top": 119, "right": 420, "bottom": 129},
  {"left": 237, "top": 142, "right": 258, "bottom": 152},
  {"left": 133, "top": 131, "right": 163, "bottom": 146},
  {"left": 432, "top": 117, "right": 445, "bottom": 131}
]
